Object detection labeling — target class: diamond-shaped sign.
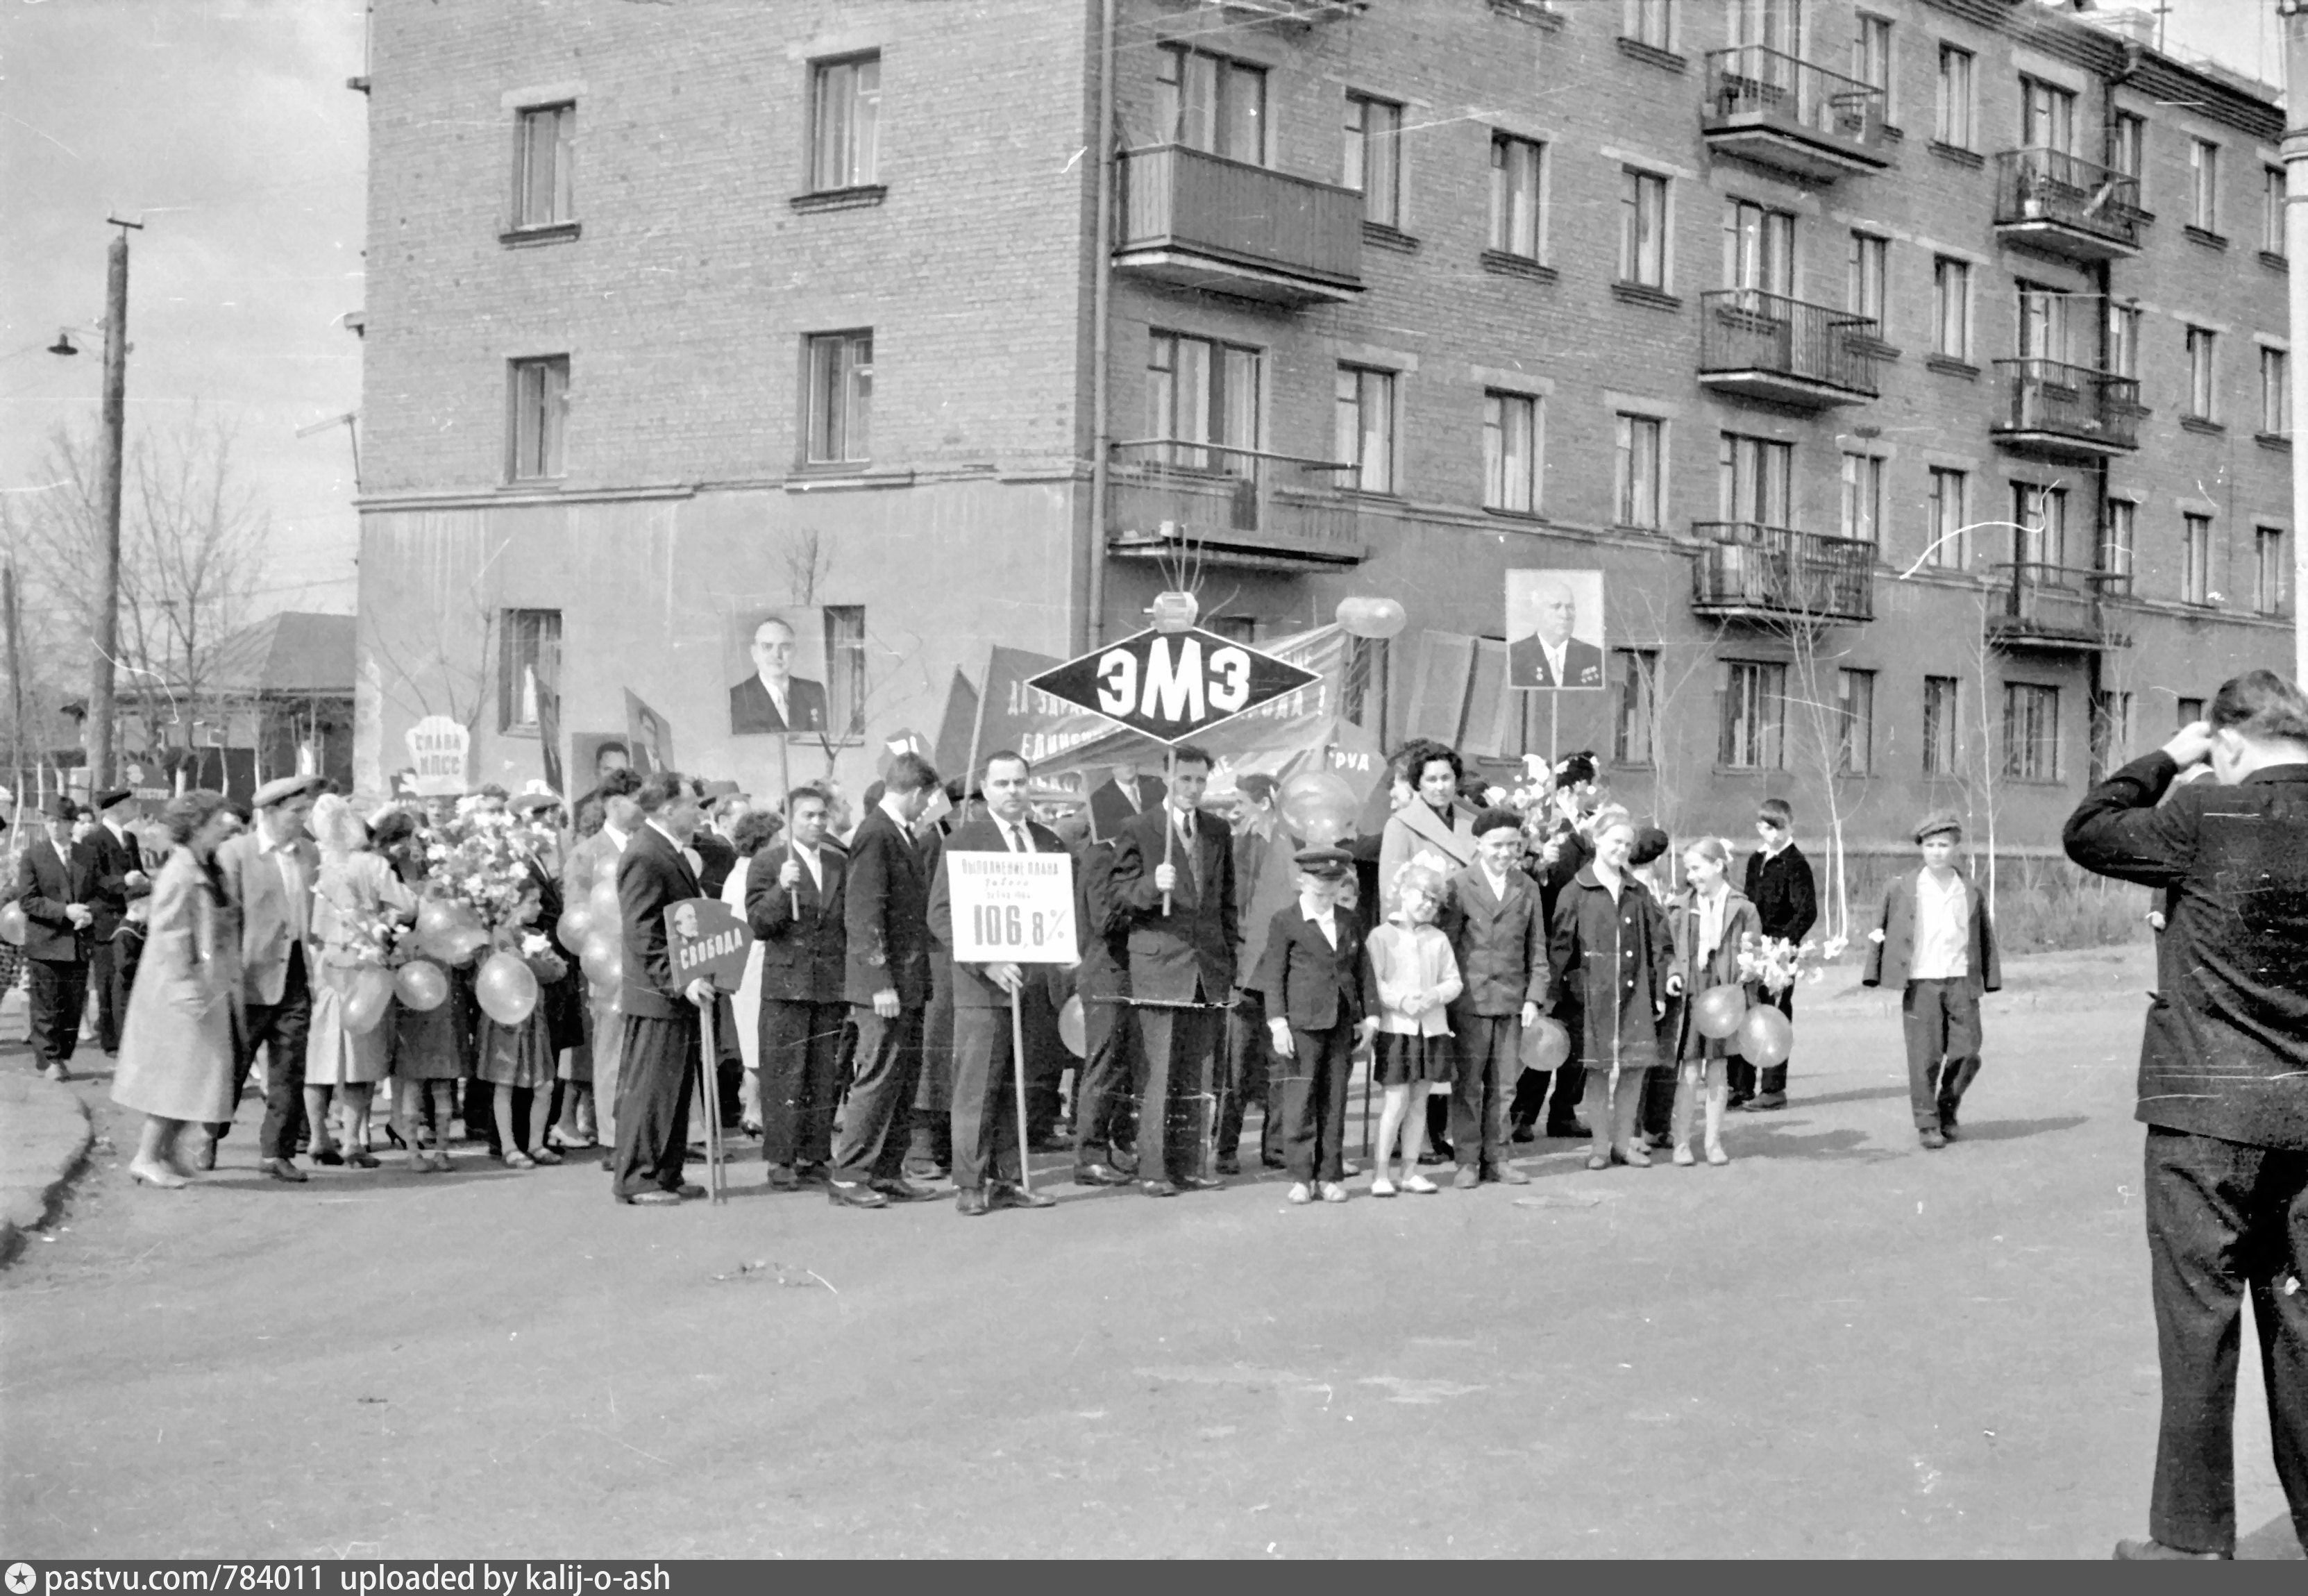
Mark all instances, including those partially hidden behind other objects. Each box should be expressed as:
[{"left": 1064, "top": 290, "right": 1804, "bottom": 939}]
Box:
[{"left": 1026, "top": 627, "right": 1322, "bottom": 746}]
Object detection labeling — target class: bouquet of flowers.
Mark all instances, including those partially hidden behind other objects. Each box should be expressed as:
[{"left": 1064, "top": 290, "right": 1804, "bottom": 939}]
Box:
[
  {"left": 318, "top": 890, "right": 419, "bottom": 971},
  {"left": 1735, "top": 931, "right": 1851, "bottom": 994},
  {"left": 517, "top": 928, "right": 569, "bottom": 985},
  {"left": 418, "top": 796, "right": 548, "bottom": 939}
]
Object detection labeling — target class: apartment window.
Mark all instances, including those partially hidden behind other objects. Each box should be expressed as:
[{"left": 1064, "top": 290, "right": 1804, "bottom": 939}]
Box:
[
  {"left": 507, "top": 355, "right": 568, "bottom": 482},
  {"left": 1935, "top": 45, "right": 1974, "bottom": 149},
  {"left": 1611, "top": 648, "right": 1658, "bottom": 766},
  {"left": 810, "top": 55, "right": 881, "bottom": 192},
  {"left": 2266, "top": 166, "right": 2289, "bottom": 257},
  {"left": 1483, "top": 391, "right": 1543, "bottom": 514},
  {"left": 2102, "top": 498, "right": 2136, "bottom": 589},
  {"left": 2189, "top": 138, "right": 2221, "bottom": 233},
  {"left": 1147, "top": 330, "right": 1260, "bottom": 463},
  {"left": 1718, "top": 660, "right": 1786, "bottom": 771},
  {"left": 1615, "top": 412, "right": 1665, "bottom": 528},
  {"left": 1624, "top": 0, "right": 1672, "bottom": 50},
  {"left": 2255, "top": 526, "right": 2287, "bottom": 615},
  {"left": 2261, "top": 346, "right": 2289, "bottom": 436},
  {"left": 1719, "top": 432, "right": 1792, "bottom": 526},
  {"left": 1722, "top": 199, "right": 1795, "bottom": 297},
  {"left": 1619, "top": 167, "right": 1670, "bottom": 289},
  {"left": 1923, "top": 675, "right": 1962, "bottom": 775},
  {"left": 498, "top": 608, "right": 561, "bottom": 732},
  {"left": 2016, "top": 282, "right": 2073, "bottom": 362},
  {"left": 513, "top": 103, "right": 575, "bottom": 228},
  {"left": 805, "top": 330, "right": 873, "bottom": 465},
  {"left": 2182, "top": 513, "right": 2213, "bottom": 605},
  {"left": 1926, "top": 467, "right": 1968, "bottom": 569},
  {"left": 2019, "top": 76, "right": 2075, "bottom": 155},
  {"left": 2012, "top": 482, "right": 2068, "bottom": 570},
  {"left": 2186, "top": 327, "right": 2218, "bottom": 421},
  {"left": 1837, "top": 669, "right": 1876, "bottom": 775},
  {"left": 2110, "top": 111, "right": 2146, "bottom": 185},
  {"left": 1931, "top": 257, "right": 1971, "bottom": 360},
  {"left": 1847, "top": 231, "right": 1888, "bottom": 322},
  {"left": 1334, "top": 365, "right": 1396, "bottom": 494},
  {"left": 1157, "top": 45, "right": 1267, "bottom": 165},
  {"left": 1489, "top": 134, "right": 1546, "bottom": 260},
  {"left": 1840, "top": 451, "right": 1885, "bottom": 544},
  {"left": 1853, "top": 14, "right": 1894, "bottom": 103},
  {"left": 2177, "top": 696, "right": 2205, "bottom": 728},
  {"left": 1345, "top": 94, "right": 1404, "bottom": 228},
  {"left": 2002, "top": 682, "right": 2061, "bottom": 782},
  {"left": 2107, "top": 302, "right": 2141, "bottom": 380},
  {"left": 2091, "top": 689, "right": 2135, "bottom": 779}
]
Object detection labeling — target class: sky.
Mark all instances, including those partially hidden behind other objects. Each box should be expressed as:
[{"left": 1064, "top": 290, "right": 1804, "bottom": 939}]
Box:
[{"left": 0, "top": 0, "right": 2287, "bottom": 641}]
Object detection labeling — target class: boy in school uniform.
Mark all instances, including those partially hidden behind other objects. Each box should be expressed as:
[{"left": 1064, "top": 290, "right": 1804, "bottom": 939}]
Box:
[
  {"left": 1861, "top": 809, "right": 2001, "bottom": 1151},
  {"left": 1257, "top": 846, "right": 1379, "bottom": 1204},
  {"left": 1437, "top": 809, "right": 1547, "bottom": 1188},
  {"left": 1739, "top": 796, "right": 1818, "bottom": 1110}
]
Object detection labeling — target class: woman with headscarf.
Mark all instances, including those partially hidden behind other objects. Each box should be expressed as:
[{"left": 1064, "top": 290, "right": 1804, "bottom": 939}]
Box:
[{"left": 305, "top": 793, "right": 419, "bottom": 1167}]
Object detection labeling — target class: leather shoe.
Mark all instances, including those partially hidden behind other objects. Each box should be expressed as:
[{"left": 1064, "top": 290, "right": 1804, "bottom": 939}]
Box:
[
  {"left": 42, "top": 1062, "right": 69, "bottom": 1083},
  {"left": 260, "top": 1157, "right": 308, "bottom": 1183},
  {"left": 955, "top": 1187, "right": 991, "bottom": 1216},
  {"left": 1545, "top": 1118, "right": 1592, "bottom": 1140},
  {"left": 311, "top": 1145, "right": 345, "bottom": 1167},
  {"left": 1918, "top": 1125, "right": 1947, "bottom": 1150},
  {"left": 1259, "top": 1152, "right": 1288, "bottom": 1170},
  {"left": 900, "top": 1158, "right": 950, "bottom": 1182},
  {"left": 2112, "top": 1538, "right": 2225, "bottom": 1561},
  {"left": 991, "top": 1182, "right": 1056, "bottom": 1210},
  {"left": 764, "top": 1164, "right": 800, "bottom": 1192},
  {"left": 1213, "top": 1153, "right": 1240, "bottom": 1175},
  {"left": 1073, "top": 1161, "right": 1132, "bottom": 1187},
  {"left": 675, "top": 1183, "right": 707, "bottom": 1198},
  {"left": 1141, "top": 1178, "right": 1179, "bottom": 1198},
  {"left": 622, "top": 1190, "right": 681, "bottom": 1206},
  {"left": 1744, "top": 1091, "right": 1787, "bottom": 1112},
  {"left": 1453, "top": 1166, "right": 1481, "bottom": 1191},
  {"left": 189, "top": 1135, "right": 217, "bottom": 1173},
  {"left": 871, "top": 1177, "right": 938, "bottom": 1203},
  {"left": 1175, "top": 1173, "right": 1222, "bottom": 1191},
  {"left": 1490, "top": 1164, "right": 1531, "bottom": 1186},
  {"left": 826, "top": 1179, "right": 888, "bottom": 1209}
]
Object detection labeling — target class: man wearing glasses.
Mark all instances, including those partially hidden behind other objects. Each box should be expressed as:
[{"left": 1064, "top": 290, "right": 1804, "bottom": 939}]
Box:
[{"left": 1738, "top": 797, "right": 1817, "bottom": 1110}]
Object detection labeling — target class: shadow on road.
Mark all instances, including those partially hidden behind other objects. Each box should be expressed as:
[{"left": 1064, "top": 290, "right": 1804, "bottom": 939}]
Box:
[{"left": 1951, "top": 1114, "right": 2089, "bottom": 1145}]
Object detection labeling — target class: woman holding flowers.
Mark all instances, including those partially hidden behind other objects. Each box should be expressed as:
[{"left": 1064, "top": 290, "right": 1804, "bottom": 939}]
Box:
[{"left": 306, "top": 795, "right": 419, "bottom": 1167}]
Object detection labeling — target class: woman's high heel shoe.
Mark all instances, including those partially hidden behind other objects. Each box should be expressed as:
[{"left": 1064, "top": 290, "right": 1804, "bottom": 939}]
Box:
[{"left": 130, "top": 1163, "right": 189, "bottom": 1189}]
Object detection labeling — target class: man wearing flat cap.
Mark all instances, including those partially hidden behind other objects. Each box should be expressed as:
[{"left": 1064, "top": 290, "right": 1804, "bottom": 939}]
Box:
[
  {"left": 15, "top": 796, "right": 98, "bottom": 1082},
  {"left": 204, "top": 774, "right": 324, "bottom": 1180},
  {"left": 85, "top": 788, "right": 150, "bottom": 1055},
  {"left": 1861, "top": 808, "right": 1999, "bottom": 1152}
]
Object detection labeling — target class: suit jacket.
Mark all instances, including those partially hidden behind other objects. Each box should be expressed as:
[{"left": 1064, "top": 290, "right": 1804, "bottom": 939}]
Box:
[
  {"left": 1087, "top": 775, "right": 1167, "bottom": 844},
  {"left": 844, "top": 805, "right": 933, "bottom": 1007},
  {"left": 1439, "top": 860, "right": 1549, "bottom": 1016},
  {"left": 1074, "top": 838, "right": 1130, "bottom": 1003},
  {"left": 1232, "top": 819, "right": 1299, "bottom": 990},
  {"left": 729, "top": 673, "right": 829, "bottom": 736},
  {"left": 15, "top": 839, "right": 96, "bottom": 964},
  {"left": 2064, "top": 751, "right": 2308, "bottom": 1149},
  {"left": 216, "top": 829, "right": 321, "bottom": 1005},
  {"left": 929, "top": 816, "right": 1066, "bottom": 1010},
  {"left": 616, "top": 821, "right": 704, "bottom": 1020},
  {"left": 1508, "top": 634, "right": 1605, "bottom": 690},
  {"left": 745, "top": 840, "right": 849, "bottom": 1004},
  {"left": 1110, "top": 805, "right": 1238, "bottom": 1004},
  {"left": 691, "top": 831, "right": 739, "bottom": 900},
  {"left": 1743, "top": 843, "right": 1820, "bottom": 942},
  {"left": 1861, "top": 868, "right": 2002, "bottom": 995},
  {"left": 1255, "top": 901, "right": 1373, "bottom": 1032},
  {"left": 87, "top": 823, "right": 147, "bottom": 936}
]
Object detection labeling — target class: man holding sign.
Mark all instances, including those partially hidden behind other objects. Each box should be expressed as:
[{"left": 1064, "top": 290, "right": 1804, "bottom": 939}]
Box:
[
  {"left": 928, "top": 750, "right": 1068, "bottom": 1216},
  {"left": 609, "top": 772, "right": 717, "bottom": 1206}
]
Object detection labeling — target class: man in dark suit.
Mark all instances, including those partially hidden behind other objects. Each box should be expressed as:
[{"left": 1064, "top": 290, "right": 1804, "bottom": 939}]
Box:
[
  {"left": 1507, "top": 576, "right": 1605, "bottom": 689},
  {"left": 829, "top": 750, "right": 942, "bottom": 1209},
  {"left": 744, "top": 782, "right": 849, "bottom": 1191},
  {"left": 609, "top": 771, "right": 717, "bottom": 1206},
  {"left": 729, "top": 616, "right": 829, "bottom": 736},
  {"left": 1440, "top": 809, "right": 1547, "bottom": 1188},
  {"left": 15, "top": 797, "right": 96, "bottom": 1082},
  {"left": 1087, "top": 763, "right": 1166, "bottom": 843},
  {"left": 926, "top": 750, "right": 1064, "bottom": 1216},
  {"left": 1109, "top": 744, "right": 1237, "bottom": 1196},
  {"left": 1061, "top": 813, "right": 1138, "bottom": 1184},
  {"left": 2064, "top": 670, "right": 2308, "bottom": 1561},
  {"left": 1255, "top": 846, "right": 1378, "bottom": 1201},
  {"left": 210, "top": 775, "right": 323, "bottom": 1179},
  {"left": 1738, "top": 795, "right": 1818, "bottom": 1110},
  {"left": 1218, "top": 773, "right": 1293, "bottom": 1175},
  {"left": 84, "top": 788, "right": 149, "bottom": 1055}
]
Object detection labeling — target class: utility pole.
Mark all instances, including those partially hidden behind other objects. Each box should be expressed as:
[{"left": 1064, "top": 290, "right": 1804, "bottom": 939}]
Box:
[
  {"left": 89, "top": 217, "right": 142, "bottom": 793},
  {"left": 2284, "top": 5, "right": 2308, "bottom": 683}
]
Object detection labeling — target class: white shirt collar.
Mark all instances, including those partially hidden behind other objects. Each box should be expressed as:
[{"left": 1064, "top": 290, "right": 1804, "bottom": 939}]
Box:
[
  {"left": 602, "top": 820, "right": 630, "bottom": 852},
  {"left": 878, "top": 793, "right": 913, "bottom": 828},
  {"left": 757, "top": 671, "right": 789, "bottom": 707},
  {"left": 646, "top": 818, "right": 686, "bottom": 851}
]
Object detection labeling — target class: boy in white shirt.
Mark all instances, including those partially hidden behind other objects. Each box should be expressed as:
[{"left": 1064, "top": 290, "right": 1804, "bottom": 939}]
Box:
[{"left": 1860, "top": 810, "right": 2001, "bottom": 1150}]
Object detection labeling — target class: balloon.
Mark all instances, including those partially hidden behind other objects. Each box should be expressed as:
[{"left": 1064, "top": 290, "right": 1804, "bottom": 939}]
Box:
[
  {"left": 394, "top": 959, "right": 450, "bottom": 1012},
  {"left": 416, "top": 897, "right": 478, "bottom": 941},
  {"left": 1520, "top": 1014, "right": 1572, "bottom": 1071},
  {"left": 1278, "top": 769, "right": 1363, "bottom": 846},
  {"left": 1057, "top": 995, "right": 1086, "bottom": 1058},
  {"left": 342, "top": 965, "right": 394, "bottom": 1034},
  {"left": 589, "top": 878, "right": 621, "bottom": 927},
  {"left": 580, "top": 931, "right": 623, "bottom": 989},
  {"left": 1335, "top": 594, "right": 1408, "bottom": 640},
  {"left": 1737, "top": 1002, "right": 1794, "bottom": 1066},
  {"left": 1692, "top": 983, "right": 1749, "bottom": 1041},
  {"left": 0, "top": 902, "right": 24, "bottom": 947},
  {"left": 475, "top": 950, "right": 541, "bottom": 1027},
  {"left": 555, "top": 904, "right": 593, "bottom": 950}
]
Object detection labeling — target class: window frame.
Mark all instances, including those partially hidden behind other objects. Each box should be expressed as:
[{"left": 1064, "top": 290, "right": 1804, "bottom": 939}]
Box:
[
  {"left": 1614, "top": 411, "right": 1666, "bottom": 530},
  {"left": 1344, "top": 92, "right": 1405, "bottom": 229},
  {"left": 1618, "top": 166, "right": 1671, "bottom": 290},
  {"left": 2109, "top": 111, "right": 2146, "bottom": 187},
  {"left": 1922, "top": 673, "right": 1962, "bottom": 775},
  {"left": 1846, "top": 230, "right": 1888, "bottom": 323},
  {"left": 1482, "top": 389, "right": 1544, "bottom": 515},
  {"left": 1852, "top": 12, "right": 1894, "bottom": 112},
  {"left": 2261, "top": 344, "right": 2289, "bottom": 436},
  {"left": 2000, "top": 681, "right": 2062, "bottom": 783},
  {"left": 1836, "top": 667, "right": 1876, "bottom": 776},
  {"left": 2254, "top": 526, "right": 2287, "bottom": 616},
  {"left": 1717, "top": 658, "right": 1787, "bottom": 772},
  {"left": 2018, "top": 75, "right": 2076, "bottom": 156},
  {"left": 507, "top": 355, "right": 570, "bottom": 483},
  {"left": 1146, "top": 329, "right": 1263, "bottom": 462},
  {"left": 1624, "top": 0, "right": 1674, "bottom": 51},
  {"left": 1156, "top": 44, "right": 1268, "bottom": 165},
  {"left": 809, "top": 53, "right": 882, "bottom": 194},
  {"left": 2266, "top": 165, "right": 2289, "bottom": 258},
  {"left": 1488, "top": 132, "right": 1548, "bottom": 261},
  {"left": 821, "top": 604, "right": 869, "bottom": 741},
  {"left": 2107, "top": 301, "right": 2141, "bottom": 380},
  {"left": 1333, "top": 364, "right": 1398, "bottom": 495},
  {"left": 1932, "top": 255, "right": 1972, "bottom": 360},
  {"left": 1722, "top": 197, "right": 1796, "bottom": 298},
  {"left": 2101, "top": 497, "right": 2136, "bottom": 588},
  {"left": 2182, "top": 512, "right": 2214, "bottom": 605},
  {"left": 512, "top": 101, "right": 575, "bottom": 231},
  {"left": 2185, "top": 326, "right": 2218, "bottom": 421},
  {"left": 1926, "top": 467, "right": 1969, "bottom": 569},
  {"left": 1840, "top": 450, "right": 1886, "bottom": 545},
  {"left": 2010, "top": 481, "right": 2069, "bottom": 570},
  {"left": 2189, "top": 137, "right": 2221, "bottom": 233},
  {"left": 1611, "top": 647, "right": 1660, "bottom": 767},
  {"left": 1935, "top": 43, "right": 1975, "bottom": 149},
  {"left": 803, "top": 329, "right": 874, "bottom": 467},
  {"left": 497, "top": 607, "right": 562, "bottom": 734}
]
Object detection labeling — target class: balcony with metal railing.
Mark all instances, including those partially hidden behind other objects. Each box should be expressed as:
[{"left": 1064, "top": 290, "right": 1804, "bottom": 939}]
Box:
[
  {"left": 1701, "top": 47, "right": 1893, "bottom": 181},
  {"left": 1698, "top": 290, "right": 1882, "bottom": 408},
  {"left": 1984, "top": 564, "right": 2126, "bottom": 651},
  {"left": 1689, "top": 522, "right": 1876, "bottom": 624},
  {"left": 1113, "top": 146, "right": 1363, "bottom": 306},
  {"left": 1989, "top": 359, "right": 2144, "bottom": 460},
  {"left": 1993, "top": 149, "right": 2146, "bottom": 262},
  {"left": 1106, "top": 439, "right": 1368, "bottom": 569}
]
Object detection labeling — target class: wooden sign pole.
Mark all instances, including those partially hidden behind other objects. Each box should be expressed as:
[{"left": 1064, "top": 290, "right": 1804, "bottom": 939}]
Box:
[
  {"left": 1159, "top": 744, "right": 1177, "bottom": 915},
  {"left": 1009, "top": 984, "right": 1034, "bottom": 1195},
  {"left": 695, "top": 1003, "right": 725, "bottom": 1204}
]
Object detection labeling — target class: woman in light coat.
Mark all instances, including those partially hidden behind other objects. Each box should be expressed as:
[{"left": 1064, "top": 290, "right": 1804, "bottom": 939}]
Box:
[
  {"left": 111, "top": 791, "right": 242, "bottom": 1188},
  {"left": 718, "top": 810, "right": 782, "bottom": 1136}
]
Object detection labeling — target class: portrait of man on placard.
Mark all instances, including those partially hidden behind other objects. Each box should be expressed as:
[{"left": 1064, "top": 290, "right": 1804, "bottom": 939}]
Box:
[
  {"left": 728, "top": 610, "right": 829, "bottom": 737},
  {"left": 1506, "top": 569, "right": 1606, "bottom": 691}
]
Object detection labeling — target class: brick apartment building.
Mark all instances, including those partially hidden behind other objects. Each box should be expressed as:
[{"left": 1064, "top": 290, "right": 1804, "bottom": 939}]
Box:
[{"left": 351, "top": 0, "right": 2293, "bottom": 857}]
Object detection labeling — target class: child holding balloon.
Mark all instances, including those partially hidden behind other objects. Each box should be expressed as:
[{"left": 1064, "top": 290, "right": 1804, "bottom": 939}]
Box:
[
  {"left": 305, "top": 795, "right": 418, "bottom": 1168},
  {"left": 1662, "top": 837, "right": 1760, "bottom": 1167},
  {"left": 1366, "top": 857, "right": 1463, "bottom": 1195}
]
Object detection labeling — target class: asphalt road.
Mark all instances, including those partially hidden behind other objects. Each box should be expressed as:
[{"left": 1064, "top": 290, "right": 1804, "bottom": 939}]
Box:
[{"left": 3, "top": 947, "right": 2301, "bottom": 1559}]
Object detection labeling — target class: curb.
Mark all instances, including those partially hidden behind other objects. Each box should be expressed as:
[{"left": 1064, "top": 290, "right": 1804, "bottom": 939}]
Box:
[{"left": 0, "top": 1070, "right": 94, "bottom": 1266}]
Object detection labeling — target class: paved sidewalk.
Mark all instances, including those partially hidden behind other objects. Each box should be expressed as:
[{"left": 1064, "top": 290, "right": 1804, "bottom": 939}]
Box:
[{"left": 0, "top": 1055, "right": 92, "bottom": 1263}]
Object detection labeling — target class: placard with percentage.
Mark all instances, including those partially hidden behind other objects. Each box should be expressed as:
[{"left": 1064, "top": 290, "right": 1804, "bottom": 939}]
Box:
[{"left": 945, "top": 851, "right": 1077, "bottom": 964}]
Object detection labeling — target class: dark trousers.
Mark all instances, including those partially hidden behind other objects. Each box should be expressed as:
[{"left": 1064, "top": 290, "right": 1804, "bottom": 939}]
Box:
[
  {"left": 1216, "top": 991, "right": 1282, "bottom": 1166},
  {"left": 1510, "top": 1063, "right": 1587, "bottom": 1129},
  {"left": 1730, "top": 984, "right": 1796, "bottom": 1099},
  {"left": 2142, "top": 1127, "right": 2308, "bottom": 1556},
  {"left": 910, "top": 957, "right": 955, "bottom": 1164},
  {"left": 1071, "top": 984, "right": 1138, "bottom": 1163},
  {"left": 759, "top": 997, "right": 845, "bottom": 1169},
  {"left": 1135, "top": 993, "right": 1218, "bottom": 1183},
  {"left": 90, "top": 936, "right": 125, "bottom": 1053},
  {"left": 950, "top": 1002, "right": 1027, "bottom": 1191},
  {"left": 1640, "top": 1064, "right": 1678, "bottom": 1141},
  {"left": 834, "top": 1002, "right": 921, "bottom": 1184},
  {"left": 610, "top": 1011, "right": 696, "bottom": 1199},
  {"left": 26, "top": 957, "right": 87, "bottom": 1067},
  {"left": 1278, "top": 1018, "right": 1354, "bottom": 1184},
  {"left": 1451, "top": 1012, "right": 1519, "bottom": 1172},
  {"left": 218, "top": 952, "right": 312, "bottom": 1158},
  {"left": 1901, "top": 977, "right": 1982, "bottom": 1130}
]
